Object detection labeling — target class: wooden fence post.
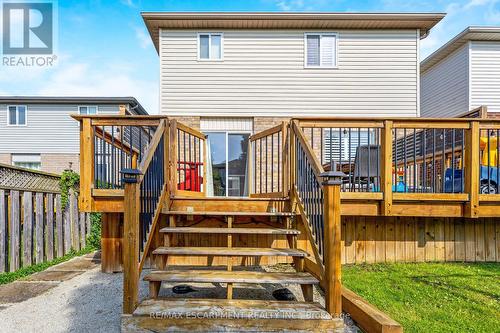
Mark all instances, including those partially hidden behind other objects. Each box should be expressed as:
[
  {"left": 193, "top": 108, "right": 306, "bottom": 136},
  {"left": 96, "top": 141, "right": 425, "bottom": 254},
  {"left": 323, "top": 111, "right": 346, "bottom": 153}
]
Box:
[
  {"left": 70, "top": 190, "right": 80, "bottom": 251},
  {"left": 46, "top": 193, "right": 54, "bottom": 261},
  {"left": 23, "top": 192, "right": 33, "bottom": 267},
  {"left": 35, "top": 192, "right": 44, "bottom": 264},
  {"left": 0, "top": 190, "right": 6, "bottom": 272},
  {"left": 80, "top": 212, "right": 86, "bottom": 249},
  {"left": 10, "top": 190, "right": 20, "bottom": 272},
  {"left": 56, "top": 194, "right": 64, "bottom": 257},
  {"left": 122, "top": 169, "right": 141, "bottom": 314},
  {"left": 63, "top": 199, "right": 72, "bottom": 254},
  {"left": 321, "top": 169, "right": 345, "bottom": 317}
]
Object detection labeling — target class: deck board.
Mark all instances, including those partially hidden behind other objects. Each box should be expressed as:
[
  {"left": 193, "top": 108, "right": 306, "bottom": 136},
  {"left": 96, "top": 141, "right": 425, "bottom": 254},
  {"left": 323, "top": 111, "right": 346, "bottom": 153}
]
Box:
[
  {"left": 144, "top": 270, "right": 318, "bottom": 284},
  {"left": 152, "top": 246, "right": 308, "bottom": 257}
]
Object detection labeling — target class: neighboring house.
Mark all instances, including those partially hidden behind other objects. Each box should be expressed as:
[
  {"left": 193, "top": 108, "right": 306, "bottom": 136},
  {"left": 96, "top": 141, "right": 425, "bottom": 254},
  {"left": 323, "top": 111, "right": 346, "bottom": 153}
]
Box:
[
  {"left": 421, "top": 27, "right": 500, "bottom": 118},
  {"left": 142, "top": 12, "right": 443, "bottom": 196},
  {"left": 0, "top": 97, "right": 147, "bottom": 174}
]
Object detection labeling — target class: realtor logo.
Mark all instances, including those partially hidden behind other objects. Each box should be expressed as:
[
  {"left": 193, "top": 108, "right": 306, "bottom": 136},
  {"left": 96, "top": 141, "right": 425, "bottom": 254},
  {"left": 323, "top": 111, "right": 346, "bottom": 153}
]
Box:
[
  {"left": 2, "top": 2, "right": 53, "bottom": 54},
  {"left": 1, "top": 1, "right": 57, "bottom": 66}
]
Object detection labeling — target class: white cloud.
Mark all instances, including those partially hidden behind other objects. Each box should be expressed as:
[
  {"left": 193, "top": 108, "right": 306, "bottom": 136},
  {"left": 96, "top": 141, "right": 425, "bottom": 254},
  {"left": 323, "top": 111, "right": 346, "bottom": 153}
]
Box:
[
  {"left": 121, "top": 0, "right": 135, "bottom": 7},
  {"left": 35, "top": 62, "right": 158, "bottom": 113},
  {"left": 135, "top": 26, "right": 151, "bottom": 49},
  {"left": 275, "top": 0, "right": 303, "bottom": 11}
]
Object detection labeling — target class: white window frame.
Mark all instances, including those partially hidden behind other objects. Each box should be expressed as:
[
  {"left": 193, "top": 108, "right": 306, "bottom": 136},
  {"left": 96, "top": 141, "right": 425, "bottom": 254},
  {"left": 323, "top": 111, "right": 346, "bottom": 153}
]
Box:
[
  {"left": 197, "top": 32, "right": 224, "bottom": 61},
  {"left": 78, "top": 105, "right": 99, "bottom": 115},
  {"left": 304, "top": 32, "right": 339, "bottom": 69},
  {"left": 7, "top": 105, "right": 27, "bottom": 126}
]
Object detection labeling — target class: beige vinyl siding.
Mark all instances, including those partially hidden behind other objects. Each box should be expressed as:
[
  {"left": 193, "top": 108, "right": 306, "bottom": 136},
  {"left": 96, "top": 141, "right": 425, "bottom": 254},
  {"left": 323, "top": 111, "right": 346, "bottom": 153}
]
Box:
[
  {"left": 160, "top": 29, "right": 419, "bottom": 117},
  {"left": 420, "top": 43, "right": 469, "bottom": 118},
  {"left": 0, "top": 103, "right": 121, "bottom": 154},
  {"left": 470, "top": 41, "right": 500, "bottom": 113}
]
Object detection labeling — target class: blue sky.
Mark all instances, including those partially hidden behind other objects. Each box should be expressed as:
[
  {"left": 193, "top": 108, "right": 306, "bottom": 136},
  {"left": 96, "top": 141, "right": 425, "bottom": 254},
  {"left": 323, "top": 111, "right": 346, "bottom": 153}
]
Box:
[{"left": 1, "top": 0, "right": 500, "bottom": 113}]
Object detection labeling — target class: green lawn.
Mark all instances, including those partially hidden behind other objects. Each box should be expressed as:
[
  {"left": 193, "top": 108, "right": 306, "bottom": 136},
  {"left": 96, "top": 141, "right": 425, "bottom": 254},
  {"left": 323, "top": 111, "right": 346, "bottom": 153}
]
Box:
[{"left": 343, "top": 262, "right": 500, "bottom": 333}]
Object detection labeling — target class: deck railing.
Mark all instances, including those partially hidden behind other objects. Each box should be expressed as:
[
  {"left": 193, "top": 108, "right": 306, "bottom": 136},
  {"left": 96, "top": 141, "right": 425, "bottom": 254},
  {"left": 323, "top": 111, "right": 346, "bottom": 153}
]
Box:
[
  {"left": 295, "top": 117, "right": 500, "bottom": 216},
  {"left": 170, "top": 120, "right": 207, "bottom": 197},
  {"left": 248, "top": 122, "right": 288, "bottom": 197}
]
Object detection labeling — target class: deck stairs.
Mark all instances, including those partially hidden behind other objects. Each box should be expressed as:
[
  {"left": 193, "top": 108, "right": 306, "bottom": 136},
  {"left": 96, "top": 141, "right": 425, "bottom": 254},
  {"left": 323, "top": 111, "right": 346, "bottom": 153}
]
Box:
[{"left": 122, "top": 198, "right": 343, "bottom": 333}]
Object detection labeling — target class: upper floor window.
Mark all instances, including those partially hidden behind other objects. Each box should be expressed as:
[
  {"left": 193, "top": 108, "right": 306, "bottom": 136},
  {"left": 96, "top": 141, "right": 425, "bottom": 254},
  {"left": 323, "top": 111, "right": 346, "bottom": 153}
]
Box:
[
  {"left": 79, "top": 106, "right": 98, "bottom": 115},
  {"left": 198, "top": 33, "right": 223, "bottom": 61},
  {"left": 305, "top": 33, "right": 338, "bottom": 68},
  {"left": 8, "top": 105, "right": 27, "bottom": 126}
]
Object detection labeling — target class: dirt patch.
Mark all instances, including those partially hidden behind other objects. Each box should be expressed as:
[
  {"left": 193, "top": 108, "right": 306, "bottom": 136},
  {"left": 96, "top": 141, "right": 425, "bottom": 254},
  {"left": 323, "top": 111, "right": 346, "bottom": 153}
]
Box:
[
  {"left": 46, "top": 257, "right": 100, "bottom": 272},
  {"left": 0, "top": 281, "right": 57, "bottom": 303},
  {"left": 26, "top": 270, "right": 83, "bottom": 282}
]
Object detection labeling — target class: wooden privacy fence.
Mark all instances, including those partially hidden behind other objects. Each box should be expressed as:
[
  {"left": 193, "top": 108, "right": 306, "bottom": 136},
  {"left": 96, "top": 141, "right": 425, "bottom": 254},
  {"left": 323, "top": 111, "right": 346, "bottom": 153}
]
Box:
[{"left": 0, "top": 164, "right": 91, "bottom": 273}]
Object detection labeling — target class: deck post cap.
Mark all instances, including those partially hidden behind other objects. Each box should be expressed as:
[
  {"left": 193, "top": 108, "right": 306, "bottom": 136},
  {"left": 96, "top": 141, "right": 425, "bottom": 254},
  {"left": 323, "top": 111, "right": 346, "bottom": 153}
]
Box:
[{"left": 321, "top": 161, "right": 346, "bottom": 186}]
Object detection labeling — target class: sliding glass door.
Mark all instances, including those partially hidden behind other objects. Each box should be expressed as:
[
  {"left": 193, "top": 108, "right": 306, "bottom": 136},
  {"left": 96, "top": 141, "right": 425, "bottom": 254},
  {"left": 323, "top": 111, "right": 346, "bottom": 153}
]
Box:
[{"left": 206, "top": 132, "right": 250, "bottom": 197}]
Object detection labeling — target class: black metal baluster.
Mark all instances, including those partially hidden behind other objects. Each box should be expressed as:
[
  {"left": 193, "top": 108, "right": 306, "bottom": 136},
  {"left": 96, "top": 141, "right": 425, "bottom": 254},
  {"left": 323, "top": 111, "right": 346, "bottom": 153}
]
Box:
[
  {"left": 348, "top": 128, "right": 352, "bottom": 191},
  {"left": 403, "top": 128, "right": 407, "bottom": 192},
  {"left": 413, "top": 129, "right": 417, "bottom": 193},
  {"left": 422, "top": 129, "right": 427, "bottom": 193},
  {"left": 432, "top": 129, "right": 436, "bottom": 192},
  {"left": 367, "top": 128, "right": 371, "bottom": 192},
  {"left": 441, "top": 128, "right": 446, "bottom": 192},
  {"left": 452, "top": 129, "right": 456, "bottom": 193}
]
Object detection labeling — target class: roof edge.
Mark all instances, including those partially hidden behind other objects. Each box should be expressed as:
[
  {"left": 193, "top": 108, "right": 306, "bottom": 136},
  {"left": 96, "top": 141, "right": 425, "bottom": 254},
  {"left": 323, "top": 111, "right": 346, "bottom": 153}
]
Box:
[
  {"left": 422, "top": 26, "right": 500, "bottom": 73},
  {"left": 0, "top": 96, "right": 148, "bottom": 115}
]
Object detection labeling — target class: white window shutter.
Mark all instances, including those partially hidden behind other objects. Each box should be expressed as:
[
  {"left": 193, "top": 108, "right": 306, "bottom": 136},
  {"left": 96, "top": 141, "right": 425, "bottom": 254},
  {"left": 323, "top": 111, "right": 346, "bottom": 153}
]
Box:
[{"left": 320, "top": 35, "right": 336, "bottom": 67}]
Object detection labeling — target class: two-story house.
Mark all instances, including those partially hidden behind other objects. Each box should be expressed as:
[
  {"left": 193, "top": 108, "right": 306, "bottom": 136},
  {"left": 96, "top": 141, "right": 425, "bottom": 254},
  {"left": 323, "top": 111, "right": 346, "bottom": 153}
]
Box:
[
  {"left": 142, "top": 12, "right": 443, "bottom": 196},
  {"left": 0, "top": 96, "right": 147, "bottom": 174},
  {"left": 421, "top": 26, "right": 500, "bottom": 118}
]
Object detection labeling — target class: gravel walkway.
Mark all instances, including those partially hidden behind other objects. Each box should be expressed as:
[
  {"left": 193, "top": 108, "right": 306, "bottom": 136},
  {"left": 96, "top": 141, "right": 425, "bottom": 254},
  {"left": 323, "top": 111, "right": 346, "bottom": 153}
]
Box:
[{"left": 0, "top": 254, "right": 359, "bottom": 332}]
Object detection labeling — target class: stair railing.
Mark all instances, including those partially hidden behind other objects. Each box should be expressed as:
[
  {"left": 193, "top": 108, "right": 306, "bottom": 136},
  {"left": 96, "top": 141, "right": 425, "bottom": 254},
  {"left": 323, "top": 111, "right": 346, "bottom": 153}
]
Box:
[
  {"left": 122, "top": 119, "right": 169, "bottom": 314},
  {"left": 248, "top": 122, "right": 289, "bottom": 197},
  {"left": 290, "top": 120, "right": 343, "bottom": 317}
]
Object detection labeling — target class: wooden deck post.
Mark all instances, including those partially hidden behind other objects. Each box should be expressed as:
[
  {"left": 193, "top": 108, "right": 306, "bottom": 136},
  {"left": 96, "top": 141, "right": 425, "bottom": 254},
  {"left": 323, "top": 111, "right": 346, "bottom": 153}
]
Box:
[
  {"left": 321, "top": 167, "right": 345, "bottom": 317},
  {"left": 101, "top": 213, "right": 123, "bottom": 273},
  {"left": 381, "top": 120, "right": 393, "bottom": 216},
  {"left": 80, "top": 118, "right": 94, "bottom": 211},
  {"left": 122, "top": 169, "right": 141, "bottom": 314},
  {"left": 465, "top": 121, "right": 480, "bottom": 218}
]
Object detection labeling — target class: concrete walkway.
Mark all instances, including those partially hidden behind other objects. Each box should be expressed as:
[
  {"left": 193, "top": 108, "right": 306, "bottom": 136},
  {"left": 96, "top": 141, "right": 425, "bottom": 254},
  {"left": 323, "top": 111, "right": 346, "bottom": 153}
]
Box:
[{"left": 0, "top": 252, "right": 148, "bottom": 333}]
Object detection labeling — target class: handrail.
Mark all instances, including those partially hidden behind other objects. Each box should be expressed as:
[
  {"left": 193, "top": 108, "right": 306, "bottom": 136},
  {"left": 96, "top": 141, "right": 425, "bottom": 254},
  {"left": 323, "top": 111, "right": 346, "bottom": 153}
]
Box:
[
  {"left": 290, "top": 121, "right": 343, "bottom": 316},
  {"left": 139, "top": 120, "right": 166, "bottom": 173},
  {"left": 292, "top": 120, "right": 324, "bottom": 180},
  {"left": 122, "top": 119, "right": 169, "bottom": 314},
  {"left": 290, "top": 121, "right": 326, "bottom": 272},
  {"left": 138, "top": 119, "right": 169, "bottom": 273}
]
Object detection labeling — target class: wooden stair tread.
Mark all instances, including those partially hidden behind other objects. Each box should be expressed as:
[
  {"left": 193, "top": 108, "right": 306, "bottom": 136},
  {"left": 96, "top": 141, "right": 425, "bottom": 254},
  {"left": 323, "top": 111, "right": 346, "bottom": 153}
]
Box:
[
  {"left": 123, "top": 298, "right": 343, "bottom": 332},
  {"left": 164, "top": 210, "right": 294, "bottom": 216},
  {"left": 159, "top": 227, "right": 300, "bottom": 235},
  {"left": 144, "top": 270, "right": 318, "bottom": 284},
  {"left": 133, "top": 298, "right": 332, "bottom": 320},
  {"left": 152, "top": 247, "right": 308, "bottom": 257}
]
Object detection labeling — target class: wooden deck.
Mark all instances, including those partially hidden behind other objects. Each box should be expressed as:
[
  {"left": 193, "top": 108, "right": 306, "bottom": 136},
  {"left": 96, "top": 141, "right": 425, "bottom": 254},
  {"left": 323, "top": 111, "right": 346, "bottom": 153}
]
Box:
[{"left": 73, "top": 114, "right": 500, "bottom": 332}]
